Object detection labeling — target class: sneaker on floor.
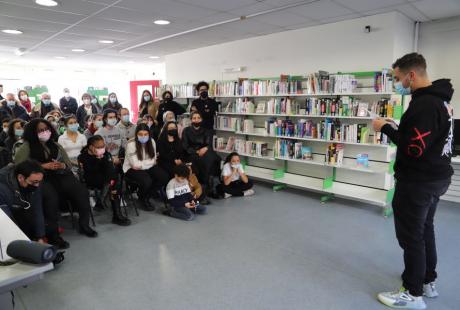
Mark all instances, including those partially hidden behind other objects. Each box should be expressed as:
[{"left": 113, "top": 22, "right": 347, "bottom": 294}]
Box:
[
  {"left": 49, "top": 236, "right": 70, "bottom": 250},
  {"left": 423, "top": 282, "right": 439, "bottom": 298},
  {"left": 378, "top": 288, "right": 426, "bottom": 309},
  {"left": 243, "top": 189, "right": 255, "bottom": 197},
  {"left": 224, "top": 193, "right": 232, "bottom": 199}
]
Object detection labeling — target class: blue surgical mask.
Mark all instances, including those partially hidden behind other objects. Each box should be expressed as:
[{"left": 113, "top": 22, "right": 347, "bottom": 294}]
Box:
[
  {"left": 68, "top": 123, "right": 79, "bottom": 132},
  {"left": 109, "top": 97, "right": 117, "bottom": 104},
  {"left": 95, "top": 120, "right": 103, "bottom": 128},
  {"left": 122, "top": 115, "right": 130, "bottom": 123},
  {"left": 15, "top": 129, "right": 24, "bottom": 137},
  {"left": 42, "top": 99, "right": 51, "bottom": 106},
  {"left": 144, "top": 95, "right": 151, "bottom": 102},
  {"left": 137, "top": 136, "right": 149, "bottom": 144},
  {"left": 394, "top": 74, "right": 412, "bottom": 95},
  {"left": 107, "top": 118, "right": 117, "bottom": 126},
  {"left": 6, "top": 100, "right": 15, "bottom": 108}
]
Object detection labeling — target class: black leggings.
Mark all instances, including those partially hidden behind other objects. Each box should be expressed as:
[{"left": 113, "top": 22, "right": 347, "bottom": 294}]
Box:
[
  {"left": 42, "top": 173, "right": 91, "bottom": 236},
  {"left": 125, "top": 166, "right": 169, "bottom": 199},
  {"left": 222, "top": 179, "right": 253, "bottom": 196},
  {"left": 189, "top": 150, "right": 221, "bottom": 184}
]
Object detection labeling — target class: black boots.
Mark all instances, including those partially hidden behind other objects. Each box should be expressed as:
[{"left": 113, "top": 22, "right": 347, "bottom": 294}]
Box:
[
  {"left": 79, "top": 225, "right": 98, "bottom": 238},
  {"left": 111, "top": 199, "right": 131, "bottom": 226}
]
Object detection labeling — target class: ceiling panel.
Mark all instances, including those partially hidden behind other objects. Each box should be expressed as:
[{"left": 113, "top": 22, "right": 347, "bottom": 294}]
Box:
[
  {"left": 412, "top": 0, "right": 460, "bottom": 20},
  {"left": 333, "top": 0, "right": 408, "bottom": 12},
  {"left": 286, "top": 0, "right": 355, "bottom": 21},
  {"left": 172, "top": 0, "right": 258, "bottom": 12},
  {"left": 0, "top": 0, "right": 108, "bottom": 15},
  {"left": 0, "top": 2, "right": 83, "bottom": 24},
  {"left": 251, "top": 11, "right": 314, "bottom": 28},
  {"left": 228, "top": 2, "right": 277, "bottom": 16}
]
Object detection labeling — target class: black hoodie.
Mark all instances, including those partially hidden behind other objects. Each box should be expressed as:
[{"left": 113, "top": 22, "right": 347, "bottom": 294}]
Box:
[{"left": 381, "top": 79, "right": 454, "bottom": 182}]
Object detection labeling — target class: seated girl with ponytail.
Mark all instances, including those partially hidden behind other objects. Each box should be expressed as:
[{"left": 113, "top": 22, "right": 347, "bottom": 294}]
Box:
[
  {"left": 221, "top": 152, "right": 254, "bottom": 198},
  {"left": 78, "top": 135, "right": 131, "bottom": 226}
]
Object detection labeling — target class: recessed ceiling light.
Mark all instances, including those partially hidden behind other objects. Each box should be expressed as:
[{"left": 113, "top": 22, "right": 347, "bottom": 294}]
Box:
[
  {"left": 2, "top": 29, "right": 23, "bottom": 35},
  {"left": 55, "top": 56, "right": 66, "bottom": 59},
  {"left": 14, "top": 48, "right": 27, "bottom": 56},
  {"left": 149, "top": 56, "right": 160, "bottom": 59},
  {"left": 71, "top": 48, "right": 85, "bottom": 52},
  {"left": 154, "top": 20, "right": 170, "bottom": 25},
  {"left": 99, "top": 40, "right": 114, "bottom": 44},
  {"left": 35, "top": 0, "right": 59, "bottom": 7}
]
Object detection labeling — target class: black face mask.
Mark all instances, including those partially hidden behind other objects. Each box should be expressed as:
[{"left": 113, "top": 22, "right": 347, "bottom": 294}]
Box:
[
  {"left": 200, "top": 91, "right": 208, "bottom": 99},
  {"left": 192, "top": 122, "right": 201, "bottom": 128},
  {"left": 23, "top": 184, "right": 39, "bottom": 194},
  {"left": 167, "top": 129, "right": 178, "bottom": 137},
  {"left": 164, "top": 97, "right": 171, "bottom": 102}
]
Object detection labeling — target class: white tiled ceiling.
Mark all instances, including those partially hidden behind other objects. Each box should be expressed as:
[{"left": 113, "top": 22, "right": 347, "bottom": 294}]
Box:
[{"left": 0, "top": 0, "right": 459, "bottom": 66}]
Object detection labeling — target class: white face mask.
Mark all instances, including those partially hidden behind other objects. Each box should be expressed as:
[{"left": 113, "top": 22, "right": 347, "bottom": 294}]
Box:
[
  {"left": 64, "top": 92, "right": 70, "bottom": 98},
  {"left": 83, "top": 99, "right": 91, "bottom": 105},
  {"left": 20, "top": 95, "right": 28, "bottom": 101},
  {"left": 231, "top": 163, "right": 240, "bottom": 169}
]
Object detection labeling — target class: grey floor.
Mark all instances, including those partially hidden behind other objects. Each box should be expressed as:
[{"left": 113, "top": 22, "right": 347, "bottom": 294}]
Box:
[{"left": 13, "top": 182, "right": 460, "bottom": 310}]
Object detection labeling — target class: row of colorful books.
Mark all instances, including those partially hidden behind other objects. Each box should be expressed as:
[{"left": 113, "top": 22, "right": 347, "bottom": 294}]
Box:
[{"left": 214, "top": 136, "right": 269, "bottom": 157}]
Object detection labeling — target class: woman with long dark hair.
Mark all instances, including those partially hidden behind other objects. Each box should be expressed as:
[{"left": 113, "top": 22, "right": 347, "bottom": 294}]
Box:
[
  {"left": 78, "top": 135, "right": 131, "bottom": 226},
  {"left": 157, "top": 121, "right": 186, "bottom": 178},
  {"left": 123, "top": 123, "right": 169, "bottom": 211},
  {"left": 103, "top": 92, "right": 123, "bottom": 112},
  {"left": 138, "top": 90, "right": 154, "bottom": 119},
  {"left": 15, "top": 119, "right": 98, "bottom": 248},
  {"left": 221, "top": 152, "right": 254, "bottom": 198},
  {"left": 4, "top": 118, "right": 25, "bottom": 161}
]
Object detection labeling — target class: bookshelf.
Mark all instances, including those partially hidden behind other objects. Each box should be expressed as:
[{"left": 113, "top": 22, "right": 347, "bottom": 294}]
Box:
[{"left": 159, "top": 71, "right": 399, "bottom": 215}]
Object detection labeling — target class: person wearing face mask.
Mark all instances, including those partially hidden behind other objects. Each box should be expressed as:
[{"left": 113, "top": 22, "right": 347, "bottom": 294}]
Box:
[
  {"left": 59, "top": 88, "right": 78, "bottom": 116},
  {"left": 190, "top": 81, "right": 219, "bottom": 131},
  {"left": 373, "top": 53, "right": 454, "bottom": 310},
  {"left": 18, "top": 90, "right": 32, "bottom": 113},
  {"left": 103, "top": 92, "right": 123, "bottom": 112},
  {"left": 117, "top": 108, "right": 135, "bottom": 142},
  {"left": 0, "top": 93, "right": 29, "bottom": 121},
  {"left": 84, "top": 113, "right": 103, "bottom": 139},
  {"left": 91, "top": 95, "right": 103, "bottom": 113},
  {"left": 138, "top": 90, "right": 154, "bottom": 119},
  {"left": 0, "top": 117, "right": 10, "bottom": 147},
  {"left": 95, "top": 109, "right": 125, "bottom": 167},
  {"left": 76, "top": 93, "right": 98, "bottom": 129},
  {"left": 123, "top": 124, "right": 169, "bottom": 211},
  {"left": 162, "top": 111, "right": 184, "bottom": 138},
  {"left": 31, "top": 93, "right": 61, "bottom": 119},
  {"left": 141, "top": 114, "right": 160, "bottom": 141},
  {"left": 156, "top": 91, "right": 185, "bottom": 127},
  {"left": 0, "top": 160, "right": 46, "bottom": 242},
  {"left": 45, "top": 113, "right": 61, "bottom": 135},
  {"left": 182, "top": 111, "right": 221, "bottom": 200},
  {"left": 58, "top": 115, "right": 87, "bottom": 169},
  {"left": 15, "top": 119, "right": 98, "bottom": 246},
  {"left": 78, "top": 135, "right": 131, "bottom": 226},
  {"left": 4, "top": 118, "right": 25, "bottom": 163},
  {"left": 221, "top": 152, "right": 254, "bottom": 198},
  {"left": 157, "top": 121, "right": 186, "bottom": 179}
]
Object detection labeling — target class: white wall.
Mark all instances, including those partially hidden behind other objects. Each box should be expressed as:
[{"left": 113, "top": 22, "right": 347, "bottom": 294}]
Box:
[
  {"left": 165, "top": 12, "right": 414, "bottom": 83},
  {"left": 0, "top": 62, "right": 165, "bottom": 112},
  {"left": 419, "top": 15, "right": 460, "bottom": 111}
]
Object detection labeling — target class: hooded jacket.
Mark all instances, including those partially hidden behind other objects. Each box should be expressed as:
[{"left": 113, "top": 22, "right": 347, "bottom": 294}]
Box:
[
  {"left": 0, "top": 164, "right": 45, "bottom": 239},
  {"left": 381, "top": 79, "right": 454, "bottom": 182}
]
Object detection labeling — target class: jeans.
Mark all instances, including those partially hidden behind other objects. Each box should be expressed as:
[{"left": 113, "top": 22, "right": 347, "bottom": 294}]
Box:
[
  {"left": 170, "top": 204, "right": 207, "bottom": 221},
  {"left": 392, "top": 178, "right": 450, "bottom": 296}
]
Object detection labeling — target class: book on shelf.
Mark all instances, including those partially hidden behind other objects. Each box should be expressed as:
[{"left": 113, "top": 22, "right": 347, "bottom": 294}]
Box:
[
  {"left": 226, "top": 137, "right": 235, "bottom": 151},
  {"left": 275, "top": 139, "right": 312, "bottom": 160},
  {"left": 326, "top": 143, "right": 344, "bottom": 165},
  {"left": 228, "top": 138, "right": 268, "bottom": 157},
  {"left": 357, "top": 102, "right": 369, "bottom": 117},
  {"left": 302, "top": 146, "right": 313, "bottom": 160},
  {"left": 242, "top": 119, "right": 254, "bottom": 133}
]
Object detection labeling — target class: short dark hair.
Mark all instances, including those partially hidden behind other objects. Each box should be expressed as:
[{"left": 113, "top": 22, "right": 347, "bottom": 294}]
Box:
[
  {"left": 174, "top": 163, "right": 189, "bottom": 178},
  {"left": 2, "top": 117, "right": 11, "bottom": 124},
  {"left": 190, "top": 111, "right": 202, "bottom": 119},
  {"left": 7, "top": 118, "right": 25, "bottom": 139},
  {"left": 14, "top": 159, "right": 44, "bottom": 178},
  {"left": 392, "top": 53, "right": 427, "bottom": 73},
  {"left": 195, "top": 81, "right": 209, "bottom": 92}
]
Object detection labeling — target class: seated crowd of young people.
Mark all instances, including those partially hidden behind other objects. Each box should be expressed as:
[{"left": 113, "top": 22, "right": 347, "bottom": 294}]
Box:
[{"left": 0, "top": 82, "right": 255, "bottom": 254}]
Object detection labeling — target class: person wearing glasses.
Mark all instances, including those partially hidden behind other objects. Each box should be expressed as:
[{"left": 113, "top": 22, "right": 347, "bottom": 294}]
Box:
[{"left": 0, "top": 160, "right": 46, "bottom": 243}]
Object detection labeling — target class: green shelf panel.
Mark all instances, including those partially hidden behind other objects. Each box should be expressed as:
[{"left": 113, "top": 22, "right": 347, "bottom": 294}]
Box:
[
  {"left": 392, "top": 105, "right": 403, "bottom": 120},
  {"left": 273, "top": 169, "right": 285, "bottom": 179},
  {"left": 323, "top": 177, "right": 334, "bottom": 189},
  {"left": 388, "top": 160, "right": 395, "bottom": 174},
  {"left": 273, "top": 184, "right": 287, "bottom": 192},
  {"left": 386, "top": 188, "right": 395, "bottom": 204}
]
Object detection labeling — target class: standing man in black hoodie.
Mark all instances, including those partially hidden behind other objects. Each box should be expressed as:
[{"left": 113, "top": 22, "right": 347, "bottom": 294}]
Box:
[
  {"left": 374, "top": 53, "right": 454, "bottom": 310},
  {"left": 156, "top": 91, "right": 186, "bottom": 127},
  {"left": 190, "top": 81, "right": 219, "bottom": 131}
]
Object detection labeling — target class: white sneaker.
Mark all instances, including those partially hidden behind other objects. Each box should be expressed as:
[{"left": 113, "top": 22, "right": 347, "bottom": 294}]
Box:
[
  {"left": 243, "top": 189, "right": 255, "bottom": 197},
  {"left": 378, "top": 288, "right": 426, "bottom": 309},
  {"left": 423, "top": 282, "right": 439, "bottom": 298},
  {"left": 224, "top": 193, "right": 232, "bottom": 199}
]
